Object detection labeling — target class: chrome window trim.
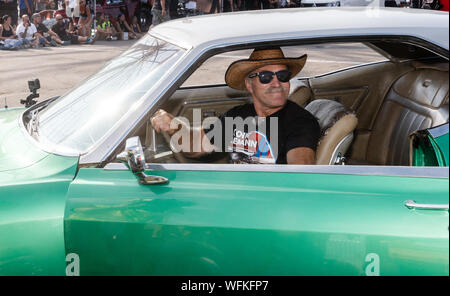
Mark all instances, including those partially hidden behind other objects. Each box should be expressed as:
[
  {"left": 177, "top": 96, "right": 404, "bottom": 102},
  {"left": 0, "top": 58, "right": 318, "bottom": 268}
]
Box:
[
  {"left": 80, "top": 35, "right": 449, "bottom": 165},
  {"left": 145, "top": 163, "right": 449, "bottom": 179},
  {"left": 428, "top": 123, "right": 449, "bottom": 138}
]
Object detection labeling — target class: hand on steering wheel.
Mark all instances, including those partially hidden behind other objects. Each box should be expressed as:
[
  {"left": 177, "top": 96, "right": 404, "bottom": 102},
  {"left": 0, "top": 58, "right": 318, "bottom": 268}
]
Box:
[{"left": 150, "top": 109, "right": 189, "bottom": 163}]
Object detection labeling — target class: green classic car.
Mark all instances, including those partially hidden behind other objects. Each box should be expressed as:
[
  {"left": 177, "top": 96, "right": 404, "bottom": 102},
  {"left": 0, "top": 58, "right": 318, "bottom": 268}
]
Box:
[{"left": 0, "top": 7, "right": 448, "bottom": 276}]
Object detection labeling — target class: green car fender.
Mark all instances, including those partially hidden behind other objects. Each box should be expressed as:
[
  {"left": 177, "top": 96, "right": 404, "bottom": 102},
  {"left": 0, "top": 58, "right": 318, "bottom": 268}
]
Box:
[{"left": 0, "top": 107, "right": 79, "bottom": 275}]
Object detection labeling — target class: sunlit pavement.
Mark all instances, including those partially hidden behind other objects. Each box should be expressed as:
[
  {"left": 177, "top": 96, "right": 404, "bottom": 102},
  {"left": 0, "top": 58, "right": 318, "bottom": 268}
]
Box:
[{"left": 0, "top": 40, "right": 138, "bottom": 108}]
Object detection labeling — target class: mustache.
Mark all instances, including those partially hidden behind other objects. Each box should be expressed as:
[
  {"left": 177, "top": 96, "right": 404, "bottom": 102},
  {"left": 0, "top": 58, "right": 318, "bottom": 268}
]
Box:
[{"left": 265, "top": 87, "right": 289, "bottom": 94}]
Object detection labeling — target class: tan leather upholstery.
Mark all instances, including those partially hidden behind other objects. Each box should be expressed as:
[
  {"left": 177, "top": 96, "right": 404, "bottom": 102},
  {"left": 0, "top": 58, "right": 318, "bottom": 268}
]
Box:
[
  {"left": 289, "top": 84, "right": 312, "bottom": 107},
  {"left": 366, "top": 66, "right": 449, "bottom": 165},
  {"left": 305, "top": 99, "right": 358, "bottom": 165}
]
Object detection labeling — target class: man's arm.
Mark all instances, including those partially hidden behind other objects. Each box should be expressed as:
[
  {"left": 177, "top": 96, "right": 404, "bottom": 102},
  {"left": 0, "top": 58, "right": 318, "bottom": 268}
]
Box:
[
  {"left": 114, "top": 21, "right": 122, "bottom": 33},
  {"left": 123, "top": 21, "right": 134, "bottom": 34},
  {"left": 150, "top": 109, "right": 215, "bottom": 158},
  {"left": 286, "top": 147, "right": 316, "bottom": 165},
  {"left": 20, "top": 24, "right": 29, "bottom": 39},
  {"left": 48, "top": 28, "right": 58, "bottom": 38}
]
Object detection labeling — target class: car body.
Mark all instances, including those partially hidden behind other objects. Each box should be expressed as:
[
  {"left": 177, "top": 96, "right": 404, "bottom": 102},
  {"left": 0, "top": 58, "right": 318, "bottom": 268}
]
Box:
[{"left": 0, "top": 7, "right": 448, "bottom": 276}]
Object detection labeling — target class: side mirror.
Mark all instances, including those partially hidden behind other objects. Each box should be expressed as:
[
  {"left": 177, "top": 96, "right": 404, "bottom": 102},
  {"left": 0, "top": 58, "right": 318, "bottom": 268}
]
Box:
[
  {"left": 117, "top": 136, "right": 169, "bottom": 185},
  {"left": 117, "top": 137, "right": 146, "bottom": 173}
]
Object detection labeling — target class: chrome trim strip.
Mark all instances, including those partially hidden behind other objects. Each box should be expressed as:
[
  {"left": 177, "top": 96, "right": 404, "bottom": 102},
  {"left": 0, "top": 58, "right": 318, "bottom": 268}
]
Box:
[
  {"left": 405, "top": 200, "right": 449, "bottom": 210},
  {"left": 104, "top": 163, "right": 129, "bottom": 170},
  {"left": 145, "top": 163, "right": 449, "bottom": 179},
  {"left": 80, "top": 35, "right": 449, "bottom": 165},
  {"left": 428, "top": 123, "right": 449, "bottom": 138}
]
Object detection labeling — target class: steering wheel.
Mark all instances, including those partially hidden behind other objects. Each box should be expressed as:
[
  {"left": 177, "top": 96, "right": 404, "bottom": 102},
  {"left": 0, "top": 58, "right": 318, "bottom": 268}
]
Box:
[{"left": 161, "top": 130, "right": 190, "bottom": 164}]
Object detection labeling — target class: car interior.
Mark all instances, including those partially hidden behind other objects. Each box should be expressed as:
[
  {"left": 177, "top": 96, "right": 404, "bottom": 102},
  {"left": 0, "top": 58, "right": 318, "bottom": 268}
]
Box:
[{"left": 129, "top": 39, "right": 449, "bottom": 167}]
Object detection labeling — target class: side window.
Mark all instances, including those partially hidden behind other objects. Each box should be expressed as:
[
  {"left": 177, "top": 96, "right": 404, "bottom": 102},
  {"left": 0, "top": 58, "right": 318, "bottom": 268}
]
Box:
[
  {"left": 287, "top": 43, "right": 387, "bottom": 78},
  {"left": 149, "top": 42, "right": 389, "bottom": 166},
  {"left": 182, "top": 43, "right": 387, "bottom": 87}
]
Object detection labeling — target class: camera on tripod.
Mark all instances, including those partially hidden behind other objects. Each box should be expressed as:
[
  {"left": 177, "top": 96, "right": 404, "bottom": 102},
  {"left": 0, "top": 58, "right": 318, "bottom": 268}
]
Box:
[{"left": 20, "top": 79, "right": 40, "bottom": 108}]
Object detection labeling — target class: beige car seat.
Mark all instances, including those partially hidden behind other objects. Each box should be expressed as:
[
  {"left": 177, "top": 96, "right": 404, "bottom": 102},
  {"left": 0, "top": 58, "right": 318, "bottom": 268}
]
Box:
[
  {"left": 365, "top": 63, "right": 449, "bottom": 165},
  {"left": 305, "top": 99, "right": 358, "bottom": 165}
]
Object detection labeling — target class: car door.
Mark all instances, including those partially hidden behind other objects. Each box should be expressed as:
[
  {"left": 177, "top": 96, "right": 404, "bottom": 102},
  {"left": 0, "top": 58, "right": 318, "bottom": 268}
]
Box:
[{"left": 63, "top": 163, "right": 449, "bottom": 276}]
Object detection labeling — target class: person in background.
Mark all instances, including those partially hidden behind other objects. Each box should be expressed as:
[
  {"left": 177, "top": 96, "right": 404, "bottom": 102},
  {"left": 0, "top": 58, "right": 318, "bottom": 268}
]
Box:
[
  {"left": 96, "top": 13, "right": 119, "bottom": 41},
  {"left": 0, "top": 14, "right": 23, "bottom": 50},
  {"left": 0, "top": 0, "right": 19, "bottom": 26},
  {"left": 114, "top": 13, "right": 137, "bottom": 39},
  {"left": 151, "top": 0, "right": 170, "bottom": 27},
  {"left": 223, "top": 0, "right": 242, "bottom": 12},
  {"left": 19, "top": 0, "right": 35, "bottom": 18},
  {"left": 65, "top": 0, "right": 80, "bottom": 19},
  {"left": 16, "top": 14, "right": 39, "bottom": 47},
  {"left": 0, "top": 15, "right": 17, "bottom": 41},
  {"left": 130, "top": 16, "right": 144, "bottom": 38},
  {"left": 32, "top": 12, "right": 65, "bottom": 46},
  {"left": 35, "top": 0, "right": 48, "bottom": 12},
  {"left": 78, "top": 0, "right": 93, "bottom": 37},
  {"left": 52, "top": 14, "right": 96, "bottom": 45},
  {"left": 169, "top": 0, "right": 180, "bottom": 19}
]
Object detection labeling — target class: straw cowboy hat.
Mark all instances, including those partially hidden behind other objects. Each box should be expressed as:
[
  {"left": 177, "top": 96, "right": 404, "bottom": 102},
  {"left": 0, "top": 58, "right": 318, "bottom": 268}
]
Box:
[{"left": 225, "top": 47, "right": 307, "bottom": 91}]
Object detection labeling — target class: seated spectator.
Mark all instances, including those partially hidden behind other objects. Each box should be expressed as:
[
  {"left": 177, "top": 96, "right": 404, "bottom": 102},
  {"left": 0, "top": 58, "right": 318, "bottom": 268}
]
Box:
[
  {"left": 0, "top": 15, "right": 17, "bottom": 41},
  {"left": 114, "top": 13, "right": 137, "bottom": 40},
  {"left": 16, "top": 14, "right": 39, "bottom": 47},
  {"left": 32, "top": 12, "right": 65, "bottom": 46},
  {"left": 130, "top": 16, "right": 144, "bottom": 38},
  {"left": 78, "top": 0, "right": 93, "bottom": 37},
  {"left": 52, "top": 14, "right": 96, "bottom": 45},
  {"left": 96, "top": 13, "right": 119, "bottom": 41},
  {"left": 0, "top": 14, "right": 22, "bottom": 50}
]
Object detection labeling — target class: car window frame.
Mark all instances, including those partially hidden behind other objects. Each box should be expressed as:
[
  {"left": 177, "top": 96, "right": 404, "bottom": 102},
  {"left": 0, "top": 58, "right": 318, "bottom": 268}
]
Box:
[{"left": 77, "top": 35, "right": 449, "bottom": 173}]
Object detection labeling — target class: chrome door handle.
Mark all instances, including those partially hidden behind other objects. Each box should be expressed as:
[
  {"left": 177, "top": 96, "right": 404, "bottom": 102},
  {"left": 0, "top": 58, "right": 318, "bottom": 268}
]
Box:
[{"left": 405, "top": 200, "right": 449, "bottom": 211}]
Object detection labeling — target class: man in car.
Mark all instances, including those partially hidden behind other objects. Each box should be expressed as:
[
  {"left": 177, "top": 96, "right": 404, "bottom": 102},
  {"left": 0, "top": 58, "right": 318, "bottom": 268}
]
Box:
[{"left": 151, "top": 47, "right": 321, "bottom": 165}]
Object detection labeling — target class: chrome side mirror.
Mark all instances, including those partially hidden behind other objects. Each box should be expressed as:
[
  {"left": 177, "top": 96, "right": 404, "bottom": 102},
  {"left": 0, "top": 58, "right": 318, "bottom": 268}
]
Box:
[
  {"left": 117, "top": 136, "right": 169, "bottom": 185},
  {"left": 117, "top": 136, "right": 146, "bottom": 173}
]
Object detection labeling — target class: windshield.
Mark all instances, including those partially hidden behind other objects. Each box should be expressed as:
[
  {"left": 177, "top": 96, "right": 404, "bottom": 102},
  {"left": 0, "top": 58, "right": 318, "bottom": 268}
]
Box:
[{"left": 36, "top": 35, "right": 185, "bottom": 155}]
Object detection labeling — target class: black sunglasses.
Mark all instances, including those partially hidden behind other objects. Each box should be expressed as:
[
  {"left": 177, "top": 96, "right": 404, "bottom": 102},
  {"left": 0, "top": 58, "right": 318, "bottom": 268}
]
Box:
[{"left": 248, "top": 70, "right": 291, "bottom": 84}]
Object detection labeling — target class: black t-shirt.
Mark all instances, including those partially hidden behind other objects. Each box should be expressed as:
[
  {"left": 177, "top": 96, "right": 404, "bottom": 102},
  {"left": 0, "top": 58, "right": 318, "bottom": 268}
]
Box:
[
  {"left": 205, "top": 100, "right": 321, "bottom": 164},
  {"left": 1, "top": 25, "right": 14, "bottom": 38},
  {"left": 52, "top": 22, "right": 69, "bottom": 40},
  {"left": 36, "top": 23, "right": 49, "bottom": 35}
]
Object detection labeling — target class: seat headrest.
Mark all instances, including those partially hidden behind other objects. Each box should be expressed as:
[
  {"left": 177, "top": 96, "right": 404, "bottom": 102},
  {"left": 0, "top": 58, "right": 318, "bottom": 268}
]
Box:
[
  {"left": 392, "top": 68, "right": 449, "bottom": 108},
  {"left": 305, "top": 99, "right": 354, "bottom": 134}
]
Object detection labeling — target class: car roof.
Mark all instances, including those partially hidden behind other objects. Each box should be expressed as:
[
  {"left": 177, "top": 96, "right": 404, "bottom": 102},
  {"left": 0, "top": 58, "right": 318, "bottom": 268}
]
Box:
[{"left": 151, "top": 7, "right": 449, "bottom": 51}]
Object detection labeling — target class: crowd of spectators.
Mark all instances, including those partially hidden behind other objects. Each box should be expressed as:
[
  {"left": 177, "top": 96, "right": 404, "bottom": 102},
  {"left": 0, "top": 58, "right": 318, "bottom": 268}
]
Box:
[{"left": 2, "top": 0, "right": 446, "bottom": 50}]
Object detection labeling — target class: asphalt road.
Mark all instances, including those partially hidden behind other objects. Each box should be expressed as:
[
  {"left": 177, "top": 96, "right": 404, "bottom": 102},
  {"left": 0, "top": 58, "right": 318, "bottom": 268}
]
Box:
[
  {"left": 0, "top": 40, "right": 137, "bottom": 108},
  {"left": 0, "top": 39, "right": 385, "bottom": 108}
]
